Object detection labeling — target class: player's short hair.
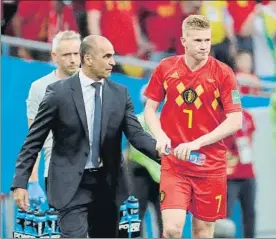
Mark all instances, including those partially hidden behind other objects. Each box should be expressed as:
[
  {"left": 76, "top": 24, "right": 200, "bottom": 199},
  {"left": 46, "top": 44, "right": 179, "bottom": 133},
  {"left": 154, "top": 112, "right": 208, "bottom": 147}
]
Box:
[
  {"left": 52, "top": 30, "right": 81, "bottom": 52},
  {"left": 182, "top": 15, "right": 211, "bottom": 35}
]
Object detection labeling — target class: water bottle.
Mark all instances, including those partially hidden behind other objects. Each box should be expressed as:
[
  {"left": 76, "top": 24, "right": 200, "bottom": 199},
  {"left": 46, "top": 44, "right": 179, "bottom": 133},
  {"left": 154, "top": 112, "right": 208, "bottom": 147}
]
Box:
[
  {"left": 188, "top": 152, "right": 206, "bottom": 165},
  {"left": 33, "top": 211, "right": 47, "bottom": 237},
  {"left": 46, "top": 208, "right": 60, "bottom": 235},
  {"left": 126, "top": 196, "right": 141, "bottom": 238},
  {"left": 166, "top": 147, "right": 206, "bottom": 166},
  {"left": 15, "top": 209, "right": 26, "bottom": 233},
  {"left": 24, "top": 210, "right": 34, "bottom": 235},
  {"left": 118, "top": 203, "right": 129, "bottom": 238}
]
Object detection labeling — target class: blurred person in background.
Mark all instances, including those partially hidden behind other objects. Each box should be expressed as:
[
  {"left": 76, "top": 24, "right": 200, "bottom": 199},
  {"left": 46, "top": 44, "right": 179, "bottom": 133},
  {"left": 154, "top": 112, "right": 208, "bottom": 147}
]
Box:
[
  {"left": 225, "top": 109, "right": 257, "bottom": 238},
  {"left": 86, "top": 1, "right": 154, "bottom": 78},
  {"left": 10, "top": 0, "right": 79, "bottom": 60},
  {"left": 200, "top": 0, "right": 237, "bottom": 68},
  {"left": 137, "top": 1, "right": 182, "bottom": 62},
  {"left": 240, "top": 0, "right": 276, "bottom": 77},
  {"left": 71, "top": 0, "right": 88, "bottom": 38},
  {"left": 1, "top": 0, "right": 18, "bottom": 34},
  {"left": 227, "top": 0, "right": 256, "bottom": 53},
  {"left": 234, "top": 50, "right": 260, "bottom": 95},
  {"left": 86, "top": 1, "right": 153, "bottom": 58},
  {"left": 125, "top": 85, "right": 162, "bottom": 237},
  {"left": 26, "top": 30, "right": 81, "bottom": 206}
]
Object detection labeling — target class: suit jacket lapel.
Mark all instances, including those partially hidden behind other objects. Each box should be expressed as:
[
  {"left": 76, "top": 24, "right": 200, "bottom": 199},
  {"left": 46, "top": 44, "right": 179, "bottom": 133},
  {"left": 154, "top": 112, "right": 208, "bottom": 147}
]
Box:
[
  {"left": 70, "top": 74, "right": 89, "bottom": 139},
  {"left": 101, "top": 79, "right": 113, "bottom": 145}
]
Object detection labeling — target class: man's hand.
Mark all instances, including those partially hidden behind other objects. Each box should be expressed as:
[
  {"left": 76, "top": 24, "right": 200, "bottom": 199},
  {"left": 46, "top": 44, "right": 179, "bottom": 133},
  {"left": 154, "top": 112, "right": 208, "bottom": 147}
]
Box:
[
  {"left": 174, "top": 141, "right": 201, "bottom": 161},
  {"left": 156, "top": 132, "right": 171, "bottom": 157},
  {"left": 13, "top": 188, "right": 30, "bottom": 211},
  {"left": 28, "top": 181, "right": 46, "bottom": 207}
]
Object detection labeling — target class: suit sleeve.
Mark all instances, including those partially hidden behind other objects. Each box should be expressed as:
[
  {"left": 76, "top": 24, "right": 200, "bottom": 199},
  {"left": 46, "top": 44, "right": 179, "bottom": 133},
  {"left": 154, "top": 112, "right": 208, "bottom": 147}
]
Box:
[
  {"left": 12, "top": 84, "right": 58, "bottom": 190},
  {"left": 122, "top": 89, "right": 158, "bottom": 161}
]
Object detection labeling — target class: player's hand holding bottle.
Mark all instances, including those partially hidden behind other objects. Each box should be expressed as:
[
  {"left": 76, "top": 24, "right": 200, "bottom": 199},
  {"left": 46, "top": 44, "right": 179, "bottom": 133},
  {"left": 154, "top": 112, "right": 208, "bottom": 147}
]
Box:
[{"left": 174, "top": 140, "right": 201, "bottom": 161}]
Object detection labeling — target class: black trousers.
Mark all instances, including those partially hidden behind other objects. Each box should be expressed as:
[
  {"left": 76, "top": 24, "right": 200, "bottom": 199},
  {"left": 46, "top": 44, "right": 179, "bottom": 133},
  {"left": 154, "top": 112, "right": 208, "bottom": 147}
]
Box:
[
  {"left": 127, "top": 160, "right": 162, "bottom": 236},
  {"left": 227, "top": 178, "right": 256, "bottom": 238},
  {"left": 46, "top": 169, "right": 119, "bottom": 238}
]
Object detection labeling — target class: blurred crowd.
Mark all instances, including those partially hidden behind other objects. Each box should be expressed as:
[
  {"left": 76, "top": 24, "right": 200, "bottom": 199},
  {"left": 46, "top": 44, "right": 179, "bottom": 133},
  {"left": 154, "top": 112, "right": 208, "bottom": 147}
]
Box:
[{"left": 2, "top": 0, "right": 276, "bottom": 93}]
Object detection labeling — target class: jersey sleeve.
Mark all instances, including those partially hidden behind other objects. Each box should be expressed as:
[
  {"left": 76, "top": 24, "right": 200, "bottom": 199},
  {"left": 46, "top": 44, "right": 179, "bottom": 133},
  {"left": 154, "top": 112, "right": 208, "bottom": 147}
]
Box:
[
  {"left": 26, "top": 82, "right": 41, "bottom": 120},
  {"left": 219, "top": 67, "right": 242, "bottom": 113},
  {"left": 86, "top": 1, "right": 104, "bottom": 11},
  {"left": 144, "top": 64, "right": 165, "bottom": 102}
]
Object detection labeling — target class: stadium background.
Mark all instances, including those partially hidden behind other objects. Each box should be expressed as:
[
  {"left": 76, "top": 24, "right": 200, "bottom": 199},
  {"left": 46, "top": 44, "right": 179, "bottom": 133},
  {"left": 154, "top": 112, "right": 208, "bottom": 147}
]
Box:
[{"left": 1, "top": 0, "right": 276, "bottom": 238}]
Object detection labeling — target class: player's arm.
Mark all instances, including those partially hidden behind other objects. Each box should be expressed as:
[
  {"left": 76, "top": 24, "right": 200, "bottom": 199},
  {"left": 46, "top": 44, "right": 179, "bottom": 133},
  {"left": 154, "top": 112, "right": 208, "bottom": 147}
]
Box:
[
  {"left": 132, "top": 3, "right": 155, "bottom": 55},
  {"left": 195, "top": 111, "right": 242, "bottom": 147},
  {"left": 86, "top": 1, "right": 102, "bottom": 35},
  {"left": 198, "top": 66, "right": 244, "bottom": 146},
  {"left": 144, "top": 99, "right": 167, "bottom": 141},
  {"left": 240, "top": 4, "right": 262, "bottom": 37},
  {"left": 11, "top": 14, "right": 21, "bottom": 37},
  {"left": 223, "top": 5, "right": 237, "bottom": 52},
  {"left": 196, "top": 67, "right": 243, "bottom": 147},
  {"left": 144, "top": 64, "right": 171, "bottom": 155}
]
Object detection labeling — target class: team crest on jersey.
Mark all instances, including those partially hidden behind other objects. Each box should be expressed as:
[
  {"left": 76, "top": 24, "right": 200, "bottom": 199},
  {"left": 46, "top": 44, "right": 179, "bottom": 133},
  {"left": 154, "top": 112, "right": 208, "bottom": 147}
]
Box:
[
  {"left": 160, "top": 191, "right": 166, "bottom": 203},
  {"left": 182, "top": 88, "right": 197, "bottom": 104}
]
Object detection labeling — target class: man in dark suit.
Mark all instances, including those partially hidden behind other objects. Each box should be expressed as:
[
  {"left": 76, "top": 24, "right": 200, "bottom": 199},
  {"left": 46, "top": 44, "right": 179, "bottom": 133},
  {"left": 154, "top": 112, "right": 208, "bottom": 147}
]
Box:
[{"left": 12, "top": 35, "right": 158, "bottom": 238}]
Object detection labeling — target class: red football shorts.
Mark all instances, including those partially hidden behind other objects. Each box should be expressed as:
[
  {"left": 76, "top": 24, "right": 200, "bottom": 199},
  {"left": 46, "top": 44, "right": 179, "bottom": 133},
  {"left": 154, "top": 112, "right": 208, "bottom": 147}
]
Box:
[{"left": 160, "top": 156, "right": 227, "bottom": 222}]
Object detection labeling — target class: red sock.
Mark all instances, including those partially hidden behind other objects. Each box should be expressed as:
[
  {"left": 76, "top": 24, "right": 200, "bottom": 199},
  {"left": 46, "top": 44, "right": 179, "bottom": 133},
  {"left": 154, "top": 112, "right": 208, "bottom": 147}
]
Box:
[{"left": 162, "top": 234, "right": 166, "bottom": 238}]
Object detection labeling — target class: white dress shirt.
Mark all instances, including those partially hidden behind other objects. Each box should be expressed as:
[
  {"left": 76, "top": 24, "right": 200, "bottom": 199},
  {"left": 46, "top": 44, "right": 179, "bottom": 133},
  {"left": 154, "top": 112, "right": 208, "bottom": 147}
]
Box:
[{"left": 79, "top": 69, "right": 104, "bottom": 169}]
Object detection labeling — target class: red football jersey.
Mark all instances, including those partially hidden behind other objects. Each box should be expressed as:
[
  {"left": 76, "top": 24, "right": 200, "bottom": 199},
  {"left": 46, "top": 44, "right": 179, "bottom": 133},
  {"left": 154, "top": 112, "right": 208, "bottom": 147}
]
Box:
[
  {"left": 86, "top": 1, "right": 137, "bottom": 55},
  {"left": 227, "top": 1, "right": 255, "bottom": 34},
  {"left": 225, "top": 110, "right": 256, "bottom": 179},
  {"left": 138, "top": 1, "right": 182, "bottom": 52},
  {"left": 144, "top": 56, "right": 242, "bottom": 177}
]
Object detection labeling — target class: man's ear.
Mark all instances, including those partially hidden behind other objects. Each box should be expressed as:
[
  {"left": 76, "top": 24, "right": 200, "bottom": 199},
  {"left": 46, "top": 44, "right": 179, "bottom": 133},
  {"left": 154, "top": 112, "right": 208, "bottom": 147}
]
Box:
[
  {"left": 84, "top": 54, "right": 93, "bottom": 66},
  {"left": 180, "top": 37, "right": 186, "bottom": 47}
]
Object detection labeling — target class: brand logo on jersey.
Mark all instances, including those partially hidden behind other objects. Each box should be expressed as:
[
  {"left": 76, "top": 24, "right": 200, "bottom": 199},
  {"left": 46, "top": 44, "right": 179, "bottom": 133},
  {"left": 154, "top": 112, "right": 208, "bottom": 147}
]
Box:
[
  {"left": 160, "top": 191, "right": 166, "bottom": 203},
  {"left": 207, "top": 78, "right": 215, "bottom": 83},
  {"left": 182, "top": 88, "right": 197, "bottom": 104},
  {"left": 170, "top": 72, "right": 179, "bottom": 78},
  {"left": 231, "top": 90, "right": 241, "bottom": 104}
]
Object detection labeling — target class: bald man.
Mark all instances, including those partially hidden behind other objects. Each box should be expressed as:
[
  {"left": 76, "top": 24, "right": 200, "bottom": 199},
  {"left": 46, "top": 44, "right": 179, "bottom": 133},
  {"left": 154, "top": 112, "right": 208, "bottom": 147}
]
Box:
[{"left": 12, "top": 35, "right": 158, "bottom": 238}]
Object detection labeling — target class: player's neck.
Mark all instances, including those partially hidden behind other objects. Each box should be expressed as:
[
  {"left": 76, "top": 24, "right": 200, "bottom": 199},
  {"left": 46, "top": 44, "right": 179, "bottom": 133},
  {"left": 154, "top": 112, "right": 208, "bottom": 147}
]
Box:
[{"left": 183, "top": 54, "right": 209, "bottom": 72}]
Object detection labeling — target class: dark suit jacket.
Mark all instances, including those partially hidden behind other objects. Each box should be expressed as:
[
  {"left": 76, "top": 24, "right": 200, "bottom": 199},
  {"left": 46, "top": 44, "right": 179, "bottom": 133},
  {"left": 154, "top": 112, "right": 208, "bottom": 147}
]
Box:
[{"left": 12, "top": 73, "right": 157, "bottom": 209}]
